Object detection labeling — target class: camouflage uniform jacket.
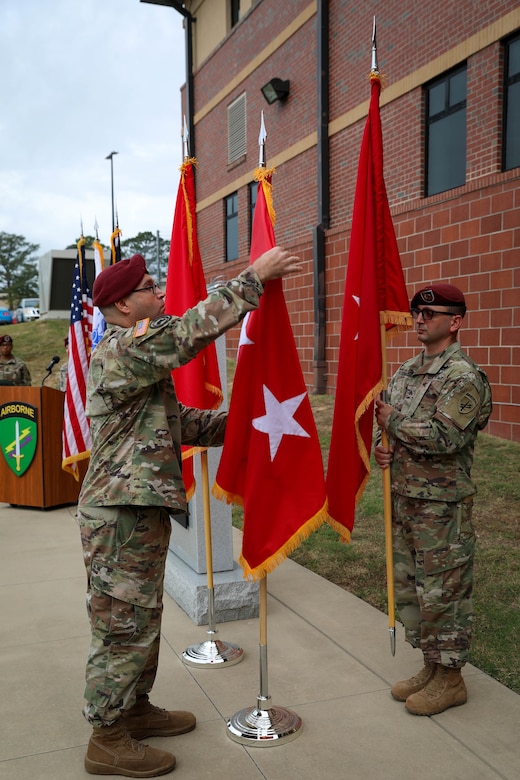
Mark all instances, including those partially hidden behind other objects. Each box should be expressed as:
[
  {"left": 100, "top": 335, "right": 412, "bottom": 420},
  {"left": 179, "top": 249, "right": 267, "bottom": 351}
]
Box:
[
  {"left": 386, "top": 342, "right": 492, "bottom": 502},
  {"left": 0, "top": 355, "right": 31, "bottom": 386},
  {"left": 78, "top": 268, "right": 263, "bottom": 512}
]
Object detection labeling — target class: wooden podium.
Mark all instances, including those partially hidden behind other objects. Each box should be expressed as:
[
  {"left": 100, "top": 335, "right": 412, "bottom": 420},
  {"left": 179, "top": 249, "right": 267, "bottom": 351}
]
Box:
[{"left": 0, "top": 385, "right": 88, "bottom": 509}]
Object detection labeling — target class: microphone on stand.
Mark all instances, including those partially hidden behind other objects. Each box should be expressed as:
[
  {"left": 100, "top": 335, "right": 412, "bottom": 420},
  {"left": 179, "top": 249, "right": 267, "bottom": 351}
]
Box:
[
  {"left": 45, "top": 356, "right": 60, "bottom": 372},
  {"left": 41, "top": 356, "right": 61, "bottom": 386}
]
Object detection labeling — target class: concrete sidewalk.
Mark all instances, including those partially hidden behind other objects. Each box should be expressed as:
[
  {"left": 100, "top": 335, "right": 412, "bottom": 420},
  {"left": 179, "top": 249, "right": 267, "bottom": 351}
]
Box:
[{"left": 1, "top": 501, "right": 519, "bottom": 780}]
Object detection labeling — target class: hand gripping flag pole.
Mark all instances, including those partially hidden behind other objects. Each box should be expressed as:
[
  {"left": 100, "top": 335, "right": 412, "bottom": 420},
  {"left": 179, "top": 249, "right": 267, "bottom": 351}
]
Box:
[
  {"left": 219, "top": 112, "right": 328, "bottom": 745},
  {"left": 166, "top": 121, "right": 243, "bottom": 668}
]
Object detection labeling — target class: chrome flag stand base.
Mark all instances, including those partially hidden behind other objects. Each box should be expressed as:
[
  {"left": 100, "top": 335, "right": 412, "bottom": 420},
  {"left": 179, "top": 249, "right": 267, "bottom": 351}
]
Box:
[
  {"left": 182, "top": 632, "right": 244, "bottom": 668},
  {"left": 227, "top": 578, "right": 302, "bottom": 746},
  {"left": 227, "top": 695, "right": 302, "bottom": 746},
  {"left": 182, "top": 586, "right": 244, "bottom": 669},
  {"left": 182, "top": 451, "right": 244, "bottom": 669}
]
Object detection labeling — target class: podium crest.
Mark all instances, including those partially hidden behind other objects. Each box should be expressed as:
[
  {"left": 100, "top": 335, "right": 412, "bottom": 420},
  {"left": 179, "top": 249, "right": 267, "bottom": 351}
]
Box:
[{"left": 0, "top": 402, "right": 38, "bottom": 477}]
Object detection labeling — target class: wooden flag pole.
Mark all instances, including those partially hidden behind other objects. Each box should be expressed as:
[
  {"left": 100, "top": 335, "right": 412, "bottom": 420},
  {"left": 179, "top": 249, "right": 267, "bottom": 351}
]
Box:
[
  {"left": 181, "top": 450, "right": 244, "bottom": 668},
  {"left": 380, "top": 322, "right": 396, "bottom": 656}
]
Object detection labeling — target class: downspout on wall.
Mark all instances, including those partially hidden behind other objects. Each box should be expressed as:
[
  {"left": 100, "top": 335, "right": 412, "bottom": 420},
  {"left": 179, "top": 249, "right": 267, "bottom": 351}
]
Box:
[
  {"left": 140, "top": 0, "right": 196, "bottom": 157},
  {"left": 313, "top": 0, "right": 329, "bottom": 394}
]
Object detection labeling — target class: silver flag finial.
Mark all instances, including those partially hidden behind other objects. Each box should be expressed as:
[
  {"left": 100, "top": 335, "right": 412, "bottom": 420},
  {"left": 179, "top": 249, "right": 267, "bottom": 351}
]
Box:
[
  {"left": 258, "top": 110, "right": 267, "bottom": 167},
  {"left": 182, "top": 115, "right": 189, "bottom": 159},
  {"left": 371, "top": 16, "right": 378, "bottom": 74}
]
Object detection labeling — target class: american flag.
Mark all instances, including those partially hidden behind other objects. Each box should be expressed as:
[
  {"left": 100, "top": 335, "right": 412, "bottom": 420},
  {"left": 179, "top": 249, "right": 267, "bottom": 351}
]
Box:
[{"left": 62, "top": 237, "right": 93, "bottom": 479}]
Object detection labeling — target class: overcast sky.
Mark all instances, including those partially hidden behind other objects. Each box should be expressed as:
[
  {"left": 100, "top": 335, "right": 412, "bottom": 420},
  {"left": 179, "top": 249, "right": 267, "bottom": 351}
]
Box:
[{"left": 1, "top": 0, "right": 186, "bottom": 256}]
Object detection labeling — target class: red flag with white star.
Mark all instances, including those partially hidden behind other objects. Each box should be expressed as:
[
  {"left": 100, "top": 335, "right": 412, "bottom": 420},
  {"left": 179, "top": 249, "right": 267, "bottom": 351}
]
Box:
[
  {"left": 326, "top": 74, "right": 412, "bottom": 539},
  {"left": 213, "top": 169, "right": 328, "bottom": 580}
]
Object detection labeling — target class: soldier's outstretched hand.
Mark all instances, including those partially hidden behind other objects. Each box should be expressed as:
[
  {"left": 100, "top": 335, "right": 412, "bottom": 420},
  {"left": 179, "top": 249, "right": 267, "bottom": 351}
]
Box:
[{"left": 251, "top": 246, "right": 302, "bottom": 282}]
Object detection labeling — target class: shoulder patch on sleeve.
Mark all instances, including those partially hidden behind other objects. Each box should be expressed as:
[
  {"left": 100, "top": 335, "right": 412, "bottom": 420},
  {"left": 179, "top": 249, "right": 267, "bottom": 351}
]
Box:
[
  {"left": 133, "top": 318, "right": 150, "bottom": 338},
  {"left": 149, "top": 315, "right": 173, "bottom": 330},
  {"left": 439, "top": 386, "right": 481, "bottom": 430}
]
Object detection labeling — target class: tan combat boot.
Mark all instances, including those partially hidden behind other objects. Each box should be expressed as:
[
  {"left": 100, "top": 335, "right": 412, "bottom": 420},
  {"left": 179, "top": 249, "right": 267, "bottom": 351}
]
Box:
[
  {"left": 405, "top": 665, "right": 467, "bottom": 716},
  {"left": 391, "top": 660, "right": 436, "bottom": 701},
  {"left": 123, "top": 694, "right": 196, "bottom": 740},
  {"left": 85, "top": 720, "right": 176, "bottom": 777}
]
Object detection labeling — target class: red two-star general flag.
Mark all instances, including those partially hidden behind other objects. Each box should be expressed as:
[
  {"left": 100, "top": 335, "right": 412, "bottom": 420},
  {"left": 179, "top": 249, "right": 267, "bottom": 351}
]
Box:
[
  {"left": 214, "top": 168, "right": 328, "bottom": 581},
  {"left": 326, "top": 74, "right": 412, "bottom": 539},
  {"left": 165, "top": 158, "right": 223, "bottom": 499}
]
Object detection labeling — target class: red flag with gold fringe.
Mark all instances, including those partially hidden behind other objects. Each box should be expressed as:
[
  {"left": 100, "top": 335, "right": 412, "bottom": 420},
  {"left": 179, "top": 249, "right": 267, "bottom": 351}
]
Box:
[
  {"left": 326, "top": 73, "right": 412, "bottom": 539},
  {"left": 165, "top": 158, "right": 223, "bottom": 499},
  {"left": 213, "top": 168, "right": 328, "bottom": 581}
]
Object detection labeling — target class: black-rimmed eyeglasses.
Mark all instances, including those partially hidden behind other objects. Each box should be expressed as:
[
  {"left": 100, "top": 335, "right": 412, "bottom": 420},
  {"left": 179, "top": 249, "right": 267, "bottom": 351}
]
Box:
[
  {"left": 131, "top": 283, "right": 162, "bottom": 295},
  {"left": 410, "top": 307, "right": 456, "bottom": 321}
]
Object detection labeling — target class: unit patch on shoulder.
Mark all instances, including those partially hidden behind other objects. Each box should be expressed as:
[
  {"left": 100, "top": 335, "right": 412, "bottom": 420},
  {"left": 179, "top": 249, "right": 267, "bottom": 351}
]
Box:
[
  {"left": 149, "top": 315, "right": 172, "bottom": 329},
  {"left": 439, "top": 386, "right": 480, "bottom": 429},
  {"left": 133, "top": 318, "right": 150, "bottom": 338}
]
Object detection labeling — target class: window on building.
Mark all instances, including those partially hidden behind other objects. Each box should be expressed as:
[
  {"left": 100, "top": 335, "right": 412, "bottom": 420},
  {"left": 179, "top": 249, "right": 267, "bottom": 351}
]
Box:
[
  {"left": 225, "top": 192, "right": 239, "bottom": 262},
  {"left": 228, "top": 94, "right": 247, "bottom": 165},
  {"left": 248, "top": 180, "right": 258, "bottom": 244},
  {"left": 504, "top": 33, "right": 520, "bottom": 171},
  {"left": 230, "top": 0, "right": 240, "bottom": 27},
  {"left": 425, "top": 65, "right": 467, "bottom": 196}
]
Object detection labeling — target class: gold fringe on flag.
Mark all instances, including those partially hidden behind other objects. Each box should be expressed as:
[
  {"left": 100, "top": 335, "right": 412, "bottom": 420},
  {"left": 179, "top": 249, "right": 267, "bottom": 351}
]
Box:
[
  {"left": 254, "top": 166, "right": 276, "bottom": 226},
  {"left": 180, "top": 157, "right": 198, "bottom": 267}
]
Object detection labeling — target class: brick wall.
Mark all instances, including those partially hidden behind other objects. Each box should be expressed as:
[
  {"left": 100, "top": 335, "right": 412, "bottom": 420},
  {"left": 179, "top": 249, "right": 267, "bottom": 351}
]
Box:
[{"left": 191, "top": 0, "right": 520, "bottom": 442}]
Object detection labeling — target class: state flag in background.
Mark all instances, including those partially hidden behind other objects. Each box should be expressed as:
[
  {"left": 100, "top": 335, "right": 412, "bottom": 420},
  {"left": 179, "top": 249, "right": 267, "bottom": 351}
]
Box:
[
  {"left": 326, "top": 73, "right": 412, "bottom": 540},
  {"left": 62, "top": 236, "right": 93, "bottom": 479},
  {"left": 214, "top": 168, "right": 328, "bottom": 581},
  {"left": 165, "top": 157, "right": 223, "bottom": 499}
]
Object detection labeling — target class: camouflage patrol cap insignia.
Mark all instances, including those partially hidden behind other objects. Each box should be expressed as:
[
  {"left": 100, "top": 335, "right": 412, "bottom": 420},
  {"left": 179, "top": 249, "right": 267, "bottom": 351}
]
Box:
[{"left": 133, "top": 318, "right": 150, "bottom": 338}]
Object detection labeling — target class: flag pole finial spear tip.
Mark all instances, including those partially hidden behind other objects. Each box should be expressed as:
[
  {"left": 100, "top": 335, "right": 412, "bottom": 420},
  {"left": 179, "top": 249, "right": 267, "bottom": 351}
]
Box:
[
  {"left": 258, "top": 110, "right": 267, "bottom": 168},
  {"left": 182, "top": 115, "right": 190, "bottom": 160},
  {"left": 371, "top": 15, "right": 379, "bottom": 75},
  {"left": 94, "top": 218, "right": 99, "bottom": 239}
]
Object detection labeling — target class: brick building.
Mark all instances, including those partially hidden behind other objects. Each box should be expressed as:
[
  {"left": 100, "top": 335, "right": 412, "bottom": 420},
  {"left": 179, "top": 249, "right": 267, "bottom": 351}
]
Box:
[{"left": 162, "top": 0, "right": 520, "bottom": 441}]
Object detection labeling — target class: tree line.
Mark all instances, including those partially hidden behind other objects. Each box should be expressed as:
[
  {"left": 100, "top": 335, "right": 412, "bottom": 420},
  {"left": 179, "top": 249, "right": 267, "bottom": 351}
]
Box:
[{"left": 0, "top": 231, "right": 171, "bottom": 311}]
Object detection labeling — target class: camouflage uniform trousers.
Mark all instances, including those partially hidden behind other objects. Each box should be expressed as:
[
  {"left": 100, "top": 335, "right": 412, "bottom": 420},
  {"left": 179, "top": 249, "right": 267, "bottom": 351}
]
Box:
[
  {"left": 392, "top": 494, "right": 475, "bottom": 668},
  {"left": 77, "top": 505, "right": 171, "bottom": 727}
]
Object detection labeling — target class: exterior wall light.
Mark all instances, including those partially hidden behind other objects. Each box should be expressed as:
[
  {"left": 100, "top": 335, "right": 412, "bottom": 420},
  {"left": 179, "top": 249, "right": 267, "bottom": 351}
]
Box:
[{"left": 261, "top": 78, "right": 290, "bottom": 104}]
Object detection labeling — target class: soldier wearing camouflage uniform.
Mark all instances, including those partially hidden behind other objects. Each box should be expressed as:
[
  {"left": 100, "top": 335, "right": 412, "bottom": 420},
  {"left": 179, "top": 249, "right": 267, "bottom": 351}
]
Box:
[
  {"left": 375, "top": 283, "right": 492, "bottom": 717},
  {"left": 77, "top": 249, "right": 301, "bottom": 777},
  {"left": 0, "top": 334, "right": 31, "bottom": 385}
]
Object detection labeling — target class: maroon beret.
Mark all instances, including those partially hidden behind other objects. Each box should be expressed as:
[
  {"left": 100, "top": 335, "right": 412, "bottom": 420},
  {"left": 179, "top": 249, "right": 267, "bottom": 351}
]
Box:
[
  {"left": 411, "top": 284, "right": 466, "bottom": 315},
  {"left": 93, "top": 254, "right": 148, "bottom": 307},
  {"left": 0, "top": 334, "right": 13, "bottom": 345}
]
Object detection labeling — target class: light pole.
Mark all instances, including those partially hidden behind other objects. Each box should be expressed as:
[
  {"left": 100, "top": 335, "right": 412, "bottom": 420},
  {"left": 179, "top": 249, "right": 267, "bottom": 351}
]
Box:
[{"left": 105, "top": 151, "right": 118, "bottom": 233}]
